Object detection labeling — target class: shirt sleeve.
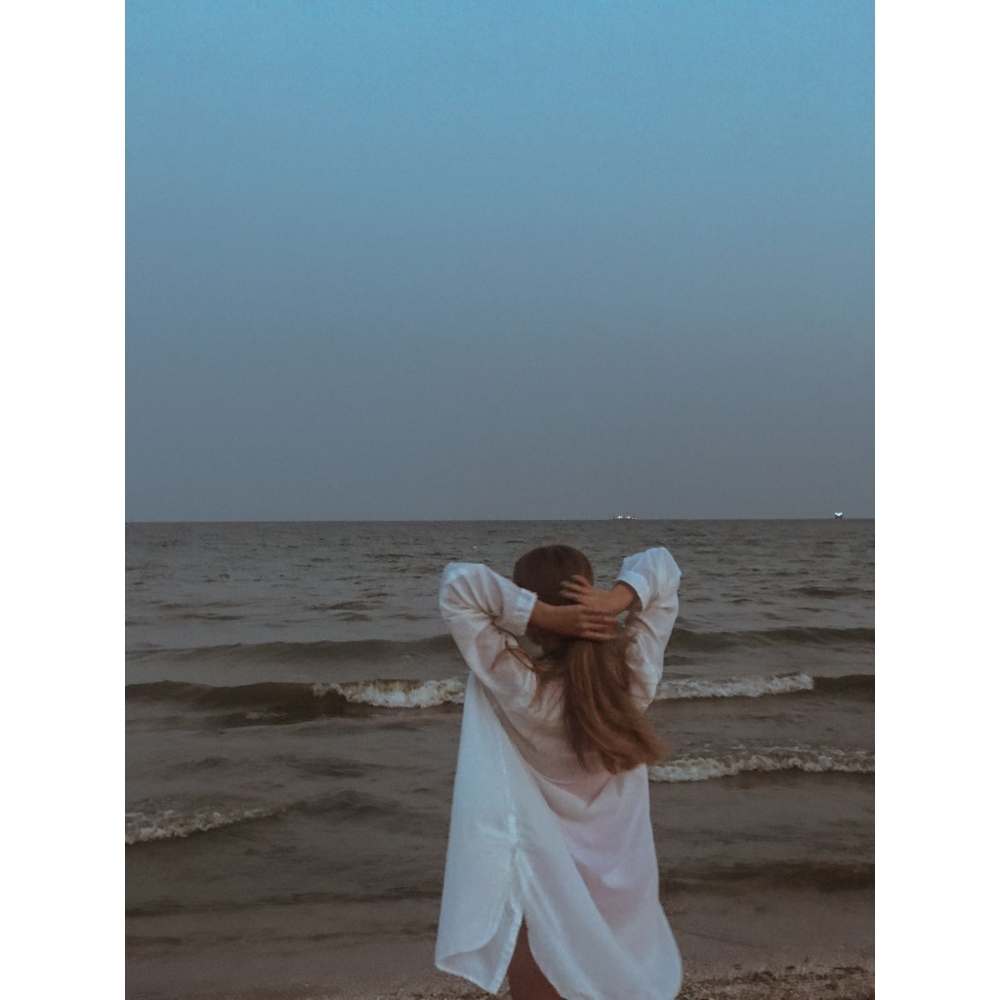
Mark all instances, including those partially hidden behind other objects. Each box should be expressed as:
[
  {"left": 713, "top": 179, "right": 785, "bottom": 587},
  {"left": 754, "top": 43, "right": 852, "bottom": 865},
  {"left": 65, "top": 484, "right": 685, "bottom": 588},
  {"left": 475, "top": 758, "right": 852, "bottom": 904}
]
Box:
[
  {"left": 437, "top": 561, "right": 539, "bottom": 705},
  {"left": 615, "top": 546, "right": 683, "bottom": 711}
]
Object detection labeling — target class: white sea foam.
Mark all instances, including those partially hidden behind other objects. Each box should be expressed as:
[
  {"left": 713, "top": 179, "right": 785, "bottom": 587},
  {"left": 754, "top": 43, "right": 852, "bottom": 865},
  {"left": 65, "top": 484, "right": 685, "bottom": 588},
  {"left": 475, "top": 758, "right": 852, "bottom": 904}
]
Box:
[
  {"left": 655, "top": 671, "right": 815, "bottom": 701},
  {"left": 313, "top": 676, "right": 467, "bottom": 708},
  {"left": 649, "top": 746, "right": 874, "bottom": 783},
  {"left": 125, "top": 803, "right": 283, "bottom": 845},
  {"left": 303, "top": 671, "right": 817, "bottom": 710}
]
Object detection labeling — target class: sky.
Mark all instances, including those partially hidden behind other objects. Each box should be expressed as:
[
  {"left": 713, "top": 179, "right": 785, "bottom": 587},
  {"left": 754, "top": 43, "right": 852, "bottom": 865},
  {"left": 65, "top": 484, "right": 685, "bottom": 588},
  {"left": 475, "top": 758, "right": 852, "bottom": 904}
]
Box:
[{"left": 126, "top": 0, "right": 873, "bottom": 521}]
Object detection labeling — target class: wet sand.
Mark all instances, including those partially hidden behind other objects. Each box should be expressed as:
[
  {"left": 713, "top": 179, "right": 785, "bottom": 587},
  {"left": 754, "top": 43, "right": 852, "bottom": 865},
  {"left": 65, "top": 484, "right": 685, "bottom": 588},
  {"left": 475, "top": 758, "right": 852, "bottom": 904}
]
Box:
[{"left": 127, "top": 884, "right": 873, "bottom": 999}]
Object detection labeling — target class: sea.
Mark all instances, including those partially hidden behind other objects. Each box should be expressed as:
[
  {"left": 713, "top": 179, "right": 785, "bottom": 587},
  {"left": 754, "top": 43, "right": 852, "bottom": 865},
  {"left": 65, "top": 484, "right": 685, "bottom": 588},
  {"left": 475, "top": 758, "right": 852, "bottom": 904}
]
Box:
[{"left": 125, "top": 519, "right": 874, "bottom": 998}]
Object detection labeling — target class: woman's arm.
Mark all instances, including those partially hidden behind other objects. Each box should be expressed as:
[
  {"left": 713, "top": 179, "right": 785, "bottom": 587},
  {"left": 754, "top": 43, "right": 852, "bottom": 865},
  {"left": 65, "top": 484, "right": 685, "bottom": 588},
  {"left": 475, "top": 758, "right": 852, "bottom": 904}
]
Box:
[
  {"left": 438, "top": 562, "right": 616, "bottom": 701},
  {"left": 615, "top": 546, "right": 683, "bottom": 709},
  {"left": 561, "top": 546, "right": 682, "bottom": 709}
]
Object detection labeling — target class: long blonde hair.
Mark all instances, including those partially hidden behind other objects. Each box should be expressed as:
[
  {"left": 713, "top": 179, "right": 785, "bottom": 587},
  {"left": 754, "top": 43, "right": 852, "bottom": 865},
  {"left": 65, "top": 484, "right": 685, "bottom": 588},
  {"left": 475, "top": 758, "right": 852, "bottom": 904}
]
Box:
[{"left": 512, "top": 544, "right": 668, "bottom": 774}]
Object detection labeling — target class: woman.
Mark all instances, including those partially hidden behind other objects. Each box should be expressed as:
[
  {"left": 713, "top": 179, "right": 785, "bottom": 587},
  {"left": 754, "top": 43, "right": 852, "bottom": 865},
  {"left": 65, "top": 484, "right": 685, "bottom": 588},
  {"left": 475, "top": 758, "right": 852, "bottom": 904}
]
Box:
[{"left": 434, "top": 544, "right": 684, "bottom": 1000}]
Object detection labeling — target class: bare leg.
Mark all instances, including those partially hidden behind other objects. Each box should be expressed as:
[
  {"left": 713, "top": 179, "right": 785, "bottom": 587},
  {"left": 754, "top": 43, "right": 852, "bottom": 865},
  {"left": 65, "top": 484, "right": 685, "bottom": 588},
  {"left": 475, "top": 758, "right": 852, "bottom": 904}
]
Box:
[{"left": 507, "top": 918, "right": 562, "bottom": 1000}]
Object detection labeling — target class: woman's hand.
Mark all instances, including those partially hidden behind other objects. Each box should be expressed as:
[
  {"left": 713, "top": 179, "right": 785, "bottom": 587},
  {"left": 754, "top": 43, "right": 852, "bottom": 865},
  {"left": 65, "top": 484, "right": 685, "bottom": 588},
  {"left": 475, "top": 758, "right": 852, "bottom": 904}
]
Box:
[
  {"left": 530, "top": 601, "right": 619, "bottom": 641},
  {"left": 559, "top": 575, "right": 637, "bottom": 616}
]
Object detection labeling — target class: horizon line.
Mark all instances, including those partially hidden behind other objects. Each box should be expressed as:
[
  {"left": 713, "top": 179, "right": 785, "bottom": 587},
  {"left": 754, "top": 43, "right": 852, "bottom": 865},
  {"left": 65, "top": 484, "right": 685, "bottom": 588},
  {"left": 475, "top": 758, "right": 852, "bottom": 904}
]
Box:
[{"left": 125, "top": 515, "right": 875, "bottom": 524}]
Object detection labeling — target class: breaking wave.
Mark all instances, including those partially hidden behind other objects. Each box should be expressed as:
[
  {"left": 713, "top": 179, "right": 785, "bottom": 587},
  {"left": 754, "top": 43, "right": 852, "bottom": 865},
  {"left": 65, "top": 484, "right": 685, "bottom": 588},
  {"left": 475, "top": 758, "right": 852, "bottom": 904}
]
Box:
[
  {"left": 127, "top": 670, "right": 872, "bottom": 719},
  {"left": 648, "top": 746, "right": 874, "bottom": 783},
  {"left": 658, "top": 672, "right": 815, "bottom": 700},
  {"left": 128, "top": 624, "right": 874, "bottom": 667},
  {"left": 312, "top": 676, "right": 466, "bottom": 708},
  {"left": 126, "top": 677, "right": 466, "bottom": 720},
  {"left": 669, "top": 625, "right": 874, "bottom": 654},
  {"left": 126, "top": 789, "right": 430, "bottom": 846},
  {"left": 127, "top": 634, "right": 456, "bottom": 665},
  {"left": 125, "top": 803, "right": 284, "bottom": 845}
]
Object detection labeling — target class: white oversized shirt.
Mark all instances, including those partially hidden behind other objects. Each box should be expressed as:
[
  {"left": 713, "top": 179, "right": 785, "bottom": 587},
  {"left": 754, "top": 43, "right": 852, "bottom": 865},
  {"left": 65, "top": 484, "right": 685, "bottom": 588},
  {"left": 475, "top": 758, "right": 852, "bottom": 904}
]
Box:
[{"left": 434, "top": 546, "right": 684, "bottom": 1000}]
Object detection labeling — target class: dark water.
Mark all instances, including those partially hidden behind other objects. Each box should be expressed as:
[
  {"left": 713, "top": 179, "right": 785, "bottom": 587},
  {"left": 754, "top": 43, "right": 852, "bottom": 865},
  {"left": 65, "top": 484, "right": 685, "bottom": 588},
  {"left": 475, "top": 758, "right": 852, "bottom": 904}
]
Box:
[{"left": 125, "top": 519, "right": 874, "bottom": 981}]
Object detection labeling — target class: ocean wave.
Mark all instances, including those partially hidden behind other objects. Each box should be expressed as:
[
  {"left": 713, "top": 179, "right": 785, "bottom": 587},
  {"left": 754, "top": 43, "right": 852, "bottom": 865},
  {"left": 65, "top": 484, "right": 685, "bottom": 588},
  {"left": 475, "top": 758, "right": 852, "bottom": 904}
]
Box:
[
  {"left": 813, "top": 673, "right": 875, "bottom": 696},
  {"left": 793, "top": 585, "right": 875, "bottom": 599},
  {"left": 306, "top": 599, "right": 373, "bottom": 612},
  {"left": 164, "top": 611, "right": 246, "bottom": 622},
  {"left": 127, "top": 670, "right": 872, "bottom": 717},
  {"left": 127, "top": 624, "right": 874, "bottom": 667},
  {"left": 312, "top": 676, "right": 466, "bottom": 708},
  {"left": 668, "top": 859, "right": 874, "bottom": 892},
  {"left": 125, "top": 803, "right": 284, "bottom": 845},
  {"left": 657, "top": 672, "right": 815, "bottom": 700},
  {"left": 128, "top": 677, "right": 458, "bottom": 720},
  {"left": 127, "top": 634, "right": 456, "bottom": 665},
  {"left": 669, "top": 625, "right": 874, "bottom": 654},
  {"left": 126, "top": 789, "right": 423, "bottom": 846},
  {"left": 126, "top": 680, "right": 374, "bottom": 721},
  {"left": 648, "top": 746, "right": 874, "bottom": 783}
]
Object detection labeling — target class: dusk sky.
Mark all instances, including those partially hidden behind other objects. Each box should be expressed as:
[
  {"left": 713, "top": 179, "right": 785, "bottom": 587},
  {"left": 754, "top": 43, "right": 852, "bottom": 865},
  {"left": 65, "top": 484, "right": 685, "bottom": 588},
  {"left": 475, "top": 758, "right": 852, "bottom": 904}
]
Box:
[{"left": 126, "top": 1, "right": 873, "bottom": 521}]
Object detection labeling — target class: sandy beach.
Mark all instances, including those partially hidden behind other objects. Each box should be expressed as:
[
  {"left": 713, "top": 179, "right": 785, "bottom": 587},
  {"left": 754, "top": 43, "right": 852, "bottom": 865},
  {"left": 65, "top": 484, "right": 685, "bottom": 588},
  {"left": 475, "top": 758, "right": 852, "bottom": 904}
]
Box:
[
  {"left": 352, "top": 964, "right": 875, "bottom": 1000},
  {"left": 128, "top": 879, "right": 872, "bottom": 999}
]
